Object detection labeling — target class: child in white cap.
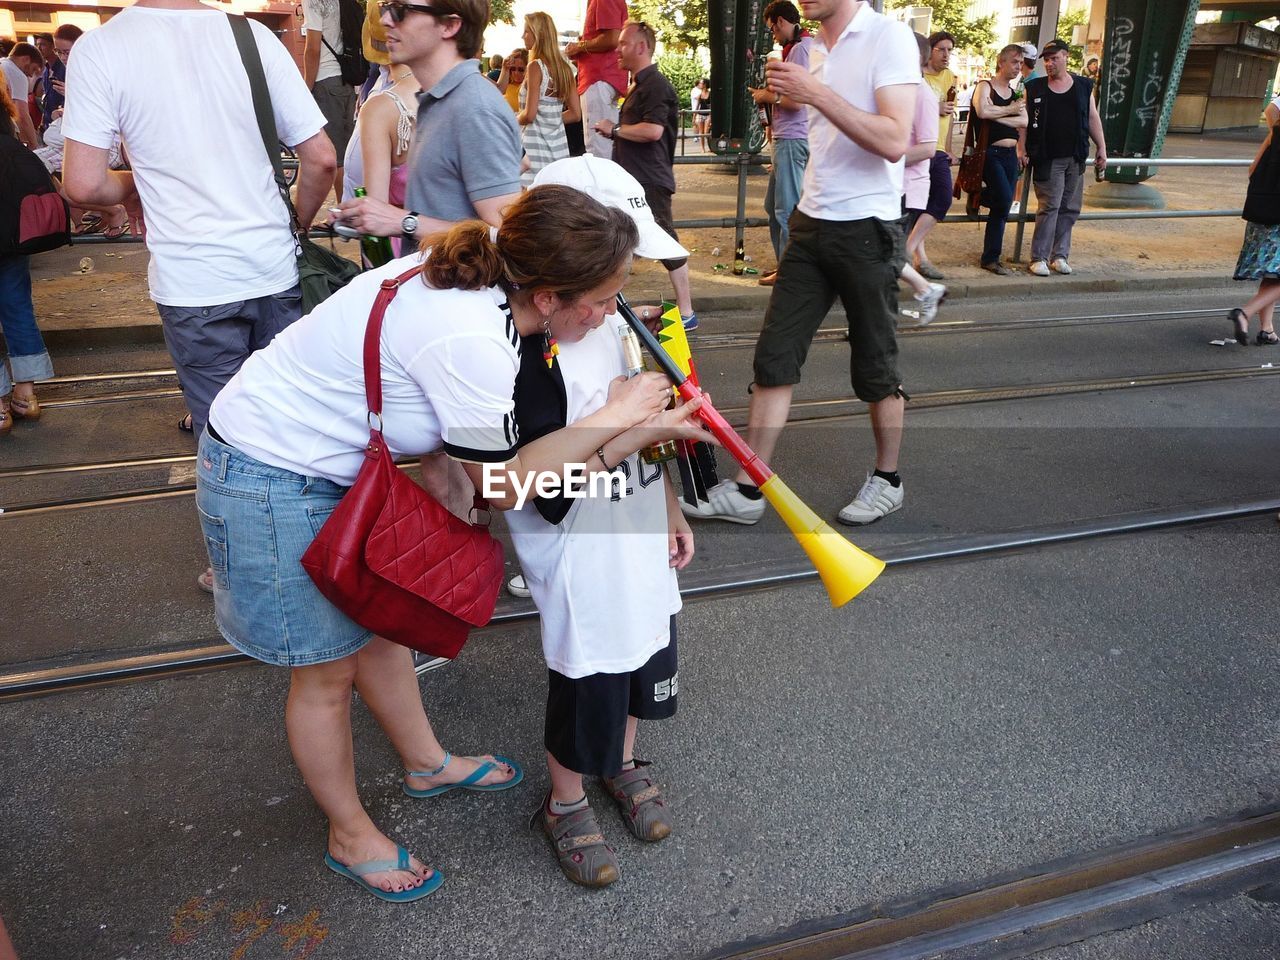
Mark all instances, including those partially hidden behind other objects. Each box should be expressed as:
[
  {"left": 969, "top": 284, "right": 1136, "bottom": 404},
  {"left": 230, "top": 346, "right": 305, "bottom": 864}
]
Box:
[{"left": 511, "top": 156, "right": 702, "bottom": 887}]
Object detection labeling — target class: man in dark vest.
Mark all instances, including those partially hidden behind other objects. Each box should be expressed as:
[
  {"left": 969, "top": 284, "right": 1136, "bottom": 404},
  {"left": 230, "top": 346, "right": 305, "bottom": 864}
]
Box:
[{"left": 1020, "top": 38, "right": 1107, "bottom": 277}]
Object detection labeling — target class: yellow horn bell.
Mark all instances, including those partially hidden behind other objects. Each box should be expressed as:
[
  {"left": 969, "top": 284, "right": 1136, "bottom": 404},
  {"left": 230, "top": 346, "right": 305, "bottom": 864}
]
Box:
[{"left": 759, "top": 475, "right": 885, "bottom": 607}]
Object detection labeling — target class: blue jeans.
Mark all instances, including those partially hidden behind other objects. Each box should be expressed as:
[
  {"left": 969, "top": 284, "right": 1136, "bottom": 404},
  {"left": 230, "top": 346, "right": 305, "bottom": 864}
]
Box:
[
  {"left": 196, "top": 430, "right": 372, "bottom": 667},
  {"left": 765, "top": 137, "right": 809, "bottom": 260},
  {"left": 0, "top": 255, "right": 54, "bottom": 396},
  {"left": 981, "top": 146, "right": 1021, "bottom": 267}
]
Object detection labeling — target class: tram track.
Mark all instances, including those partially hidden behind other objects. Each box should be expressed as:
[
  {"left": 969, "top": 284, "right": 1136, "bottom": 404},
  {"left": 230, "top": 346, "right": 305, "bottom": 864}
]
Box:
[
  {"left": 694, "top": 306, "right": 1226, "bottom": 350},
  {"left": 30, "top": 305, "right": 1223, "bottom": 399},
  {"left": 5, "top": 361, "right": 1279, "bottom": 515},
  {"left": 3, "top": 494, "right": 1276, "bottom": 701},
  {"left": 700, "top": 806, "right": 1280, "bottom": 960}
]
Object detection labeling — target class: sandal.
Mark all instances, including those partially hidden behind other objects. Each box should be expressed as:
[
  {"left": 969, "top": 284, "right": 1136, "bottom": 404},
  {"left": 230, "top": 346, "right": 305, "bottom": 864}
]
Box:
[
  {"left": 178, "top": 413, "right": 194, "bottom": 432},
  {"left": 531, "top": 795, "right": 620, "bottom": 887},
  {"left": 402, "top": 751, "right": 523, "bottom": 798},
  {"left": 0, "top": 406, "right": 10, "bottom": 439},
  {"left": 101, "top": 222, "right": 130, "bottom": 240},
  {"left": 10, "top": 394, "right": 40, "bottom": 421},
  {"left": 1258, "top": 329, "right": 1279, "bottom": 346},
  {"left": 603, "top": 759, "right": 672, "bottom": 842},
  {"left": 323, "top": 845, "right": 443, "bottom": 903},
  {"left": 1228, "top": 308, "right": 1250, "bottom": 345}
]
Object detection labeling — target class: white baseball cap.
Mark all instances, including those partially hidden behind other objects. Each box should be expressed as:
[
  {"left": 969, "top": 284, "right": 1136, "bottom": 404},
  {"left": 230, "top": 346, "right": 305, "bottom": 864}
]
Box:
[
  {"left": 532, "top": 155, "right": 689, "bottom": 261},
  {"left": 1019, "top": 42, "right": 1038, "bottom": 60}
]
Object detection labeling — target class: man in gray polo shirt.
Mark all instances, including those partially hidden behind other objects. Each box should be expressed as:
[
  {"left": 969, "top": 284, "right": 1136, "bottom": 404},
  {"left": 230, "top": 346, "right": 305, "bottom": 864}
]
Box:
[{"left": 335, "top": 0, "right": 521, "bottom": 239}]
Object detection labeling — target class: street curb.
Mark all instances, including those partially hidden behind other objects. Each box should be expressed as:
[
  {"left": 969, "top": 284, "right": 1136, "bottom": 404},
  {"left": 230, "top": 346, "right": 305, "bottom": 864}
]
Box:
[{"left": 42, "top": 270, "right": 1238, "bottom": 350}]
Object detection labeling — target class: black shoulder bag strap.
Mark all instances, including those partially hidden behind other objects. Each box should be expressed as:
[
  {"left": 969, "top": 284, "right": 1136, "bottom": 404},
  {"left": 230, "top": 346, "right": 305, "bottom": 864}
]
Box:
[{"left": 226, "top": 13, "right": 304, "bottom": 254}]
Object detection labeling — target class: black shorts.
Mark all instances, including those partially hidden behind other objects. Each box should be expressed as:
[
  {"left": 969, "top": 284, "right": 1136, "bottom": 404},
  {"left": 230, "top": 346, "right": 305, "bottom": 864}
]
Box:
[
  {"left": 544, "top": 619, "right": 678, "bottom": 777},
  {"left": 641, "top": 183, "right": 689, "bottom": 272},
  {"left": 754, "top": 210, "right": 905, "bottom": 403}
]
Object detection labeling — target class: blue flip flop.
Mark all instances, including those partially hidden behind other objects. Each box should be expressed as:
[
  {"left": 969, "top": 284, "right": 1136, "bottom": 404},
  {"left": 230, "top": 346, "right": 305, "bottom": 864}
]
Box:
[
  {"left": 402, "top": 753, "right": 524, "bottom": 799},
  {"left": 323, "top": 845, "right": 443, "bottom": 903}
]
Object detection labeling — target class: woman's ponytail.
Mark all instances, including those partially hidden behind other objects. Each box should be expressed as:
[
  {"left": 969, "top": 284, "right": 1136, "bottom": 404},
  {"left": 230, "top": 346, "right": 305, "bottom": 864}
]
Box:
[{"left": 421, "top": 221, "right": 505, "bottom": 291}]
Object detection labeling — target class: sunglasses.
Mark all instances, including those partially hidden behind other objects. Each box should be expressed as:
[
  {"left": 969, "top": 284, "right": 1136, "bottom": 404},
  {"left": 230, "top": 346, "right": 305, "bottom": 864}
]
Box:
[{"left": 378, "top": 1, "right": 459, "bottom": 23}]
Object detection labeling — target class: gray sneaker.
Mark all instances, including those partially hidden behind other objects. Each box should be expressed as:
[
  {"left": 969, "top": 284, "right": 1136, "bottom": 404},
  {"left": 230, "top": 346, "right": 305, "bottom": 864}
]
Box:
[
  {"left": 913, "top": 283, "right": 946, "bottom": 326},
  {"left": 680, "top": 480, "right": 766, "bottom": 525},
  {"left": 837, "top": 474, "right": 904, "bottom": 526}
]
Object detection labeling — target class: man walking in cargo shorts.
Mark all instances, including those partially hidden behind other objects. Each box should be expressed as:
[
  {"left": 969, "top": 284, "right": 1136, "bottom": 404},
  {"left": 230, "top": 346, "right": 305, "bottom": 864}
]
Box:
[{"left": 681, "top": 0, "right": 920, "bottom": 527}]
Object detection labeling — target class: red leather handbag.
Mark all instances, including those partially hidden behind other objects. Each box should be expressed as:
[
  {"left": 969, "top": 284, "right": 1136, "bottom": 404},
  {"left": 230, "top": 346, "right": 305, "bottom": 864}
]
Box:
[{"left": 300, "top": 267, "right": 505, "bottom": 658}]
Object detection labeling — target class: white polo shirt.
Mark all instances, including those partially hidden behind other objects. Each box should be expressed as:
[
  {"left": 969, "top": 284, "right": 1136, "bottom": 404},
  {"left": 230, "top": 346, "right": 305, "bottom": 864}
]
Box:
[{"left": 797, "top": 4, "right": 921, "bottom": 223}]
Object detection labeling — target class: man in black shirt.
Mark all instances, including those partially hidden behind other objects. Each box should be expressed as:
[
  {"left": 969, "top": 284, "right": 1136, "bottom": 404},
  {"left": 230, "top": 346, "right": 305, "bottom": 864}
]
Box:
[
  {"left": 593, "top": 21, "right": 698, "bottom": 330},
  {"left": 1021, "top": 38, "right": 1107, "bottom": 276}
]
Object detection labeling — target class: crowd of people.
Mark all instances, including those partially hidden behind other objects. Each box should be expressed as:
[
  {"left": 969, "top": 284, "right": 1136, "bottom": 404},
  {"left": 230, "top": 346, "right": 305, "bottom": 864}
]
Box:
[{"left": 2, "top": 0, "right": 1273, "bottom": 931}]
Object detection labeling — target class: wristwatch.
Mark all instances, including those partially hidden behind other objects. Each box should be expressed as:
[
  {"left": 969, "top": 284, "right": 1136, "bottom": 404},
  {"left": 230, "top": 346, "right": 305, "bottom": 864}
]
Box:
[{"left": 401, "top": 212, "right": 420, "bottom": 235}]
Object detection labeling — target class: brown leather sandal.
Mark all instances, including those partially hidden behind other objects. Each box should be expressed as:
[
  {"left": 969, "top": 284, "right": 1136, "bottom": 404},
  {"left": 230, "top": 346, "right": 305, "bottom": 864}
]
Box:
[
  {"left": 604, "top": 760, "right": 672, "bottom": 842},
  {"left": 10, "top": 394, "right": 40, "bottom": 421},
  {"left": 531, "top": 796, "right": 620, "bottom": 888}
]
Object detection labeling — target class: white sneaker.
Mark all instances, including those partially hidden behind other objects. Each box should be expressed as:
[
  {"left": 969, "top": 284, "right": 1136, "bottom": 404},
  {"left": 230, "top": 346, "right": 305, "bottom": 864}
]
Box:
[
  {"left": 913, "top": 283, "right": 947, "bottom": 326},
  {"left": 1050, "top": 257, "right": 1072, "bottom": 275},
  {"left": 1028, "top": 259, "right": 1050, "bottom": 277},
  {"left": 680, "top": 480, "right": 766, "bottom": 525},
  {"left": 837, "top": 474, "right": 904, "bottom": 526},
  {"left": 506, "top": 574, "right": 532, "bottom": 598}
]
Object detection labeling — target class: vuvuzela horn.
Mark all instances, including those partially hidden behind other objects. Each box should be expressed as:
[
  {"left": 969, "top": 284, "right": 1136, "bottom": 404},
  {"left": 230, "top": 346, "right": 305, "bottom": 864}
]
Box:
[{"left": 617, "top": 295, "right": 885, "bottom": 606}]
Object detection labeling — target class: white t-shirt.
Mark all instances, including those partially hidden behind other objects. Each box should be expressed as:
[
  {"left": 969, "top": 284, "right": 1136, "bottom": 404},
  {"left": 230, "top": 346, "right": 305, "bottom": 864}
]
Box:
[
  {"left": 302, "top": 0, "right": 343, "bottom": 84},
  {"left": 505, "top": 314, "right": 682, "bottom": 679},
  {"left": 798, "top": 6, "right": 921, "bottom": 222},
  {"left": 2, "top": 58, "right": 29, "bottom": 104},
  {"left": 63, "top": 8, "right": 326, "bottom": 306},
  {"left": 209, "top": 254, "right": 521, "bottom": 486}
]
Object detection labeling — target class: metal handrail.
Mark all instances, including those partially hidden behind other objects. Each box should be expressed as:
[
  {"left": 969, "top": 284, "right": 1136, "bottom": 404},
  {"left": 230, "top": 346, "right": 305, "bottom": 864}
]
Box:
[{"left": 70, "top": 154, "right": 1251, "bottom": 272}]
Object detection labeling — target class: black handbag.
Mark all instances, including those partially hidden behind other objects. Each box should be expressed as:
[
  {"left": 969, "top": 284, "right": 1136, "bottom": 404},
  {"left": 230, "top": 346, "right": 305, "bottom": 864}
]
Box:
[
  {"left": 1244, "top": 136, "right": 1280, "bottom": 227},
  {"left": 227, "top": 14, "right": 360, "bottom": 312}
]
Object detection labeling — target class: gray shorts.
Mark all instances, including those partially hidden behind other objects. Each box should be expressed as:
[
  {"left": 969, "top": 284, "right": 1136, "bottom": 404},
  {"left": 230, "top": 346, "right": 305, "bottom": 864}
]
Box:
[
  {"left": 157, "top": 285, "right": 303, "bottom": 437},
  {"left": 312, "top": 75, "right": 356, "bottom": 160}
]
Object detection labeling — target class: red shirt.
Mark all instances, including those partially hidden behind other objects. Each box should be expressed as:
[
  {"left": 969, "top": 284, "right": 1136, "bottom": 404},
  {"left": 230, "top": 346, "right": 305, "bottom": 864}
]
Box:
[{"left": 576, "top": 0, "right": 629, "bottom": 95}]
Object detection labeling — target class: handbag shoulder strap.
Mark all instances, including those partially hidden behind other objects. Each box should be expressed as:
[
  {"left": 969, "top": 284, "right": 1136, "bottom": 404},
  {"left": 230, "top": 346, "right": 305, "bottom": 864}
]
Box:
[
  {"left": 364, "top": 266, "right": 425, "bottom": 423},
  {"left": 226, "top": 14, "right": 301, "bottom": 237}
]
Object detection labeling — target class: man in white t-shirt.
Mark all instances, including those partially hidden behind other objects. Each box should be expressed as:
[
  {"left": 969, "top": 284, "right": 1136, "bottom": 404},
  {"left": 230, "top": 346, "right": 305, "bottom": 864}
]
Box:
[
  {"left": 2, "top": 42, "right": 44, "bottom": 148},
  {"left": 62, "top": 1, "right": 336, "bottom": 443},
  {"left": 683, "top": 0, "right": 920, "bottom": 528},
  {"left": 303, "top": 0, "right": 356, "bottom": 198}
]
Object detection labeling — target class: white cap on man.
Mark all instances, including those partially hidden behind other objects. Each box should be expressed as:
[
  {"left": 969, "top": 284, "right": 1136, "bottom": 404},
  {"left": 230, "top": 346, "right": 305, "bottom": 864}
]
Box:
[
  {"left": 532, "top": 155, "right": 689, "bottom": 261},
  {"left": 1019, "top": 42, "right": 1038, "bottom": 62}
]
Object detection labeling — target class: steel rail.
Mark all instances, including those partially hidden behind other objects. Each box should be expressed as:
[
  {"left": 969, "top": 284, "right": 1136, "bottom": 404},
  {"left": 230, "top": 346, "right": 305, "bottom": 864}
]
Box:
[
  {"left": 22, "top": 302, "right": 1242, "bottom": 418},
  {"left": 0, "top": 453, "right": 194, "bottom": 479},
  {"left": 5, "top": 363, "right": 1278, "bottom": 510},
  {"left": 34, "top": 306, "right": 1229, "bottom": 402},
  {"left": 43, "top": 368, "right": 177, "bottom": 386},
  {"left": 693, "top": 306, "right": 1227, "bottom": 350},
  {"left": 701, "top": 808, "right": 1280, "bottom": 960},
  {"left": 3, "top": 495, "right": 1277, "bottom": 701}
]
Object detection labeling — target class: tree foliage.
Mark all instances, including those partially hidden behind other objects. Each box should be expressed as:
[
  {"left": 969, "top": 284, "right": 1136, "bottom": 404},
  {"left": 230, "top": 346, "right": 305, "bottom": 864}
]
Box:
[
  {"left": 490, "top": 0, "right": 513, "bottom": 25},
  {"left": 885, "top": 0, "right": 997, "bottom": 54},
  {"left": 628, "top": 0, "right": 709, "bottom": 53},
  {"left": 1055, "top": 7, "right": 1087, "bottom": 73}
]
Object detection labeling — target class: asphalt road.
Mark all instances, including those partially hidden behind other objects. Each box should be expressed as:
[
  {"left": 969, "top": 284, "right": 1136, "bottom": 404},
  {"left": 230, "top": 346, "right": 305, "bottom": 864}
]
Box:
[{"left": 1, "top": 281, "right": 1278, "bottom": 959}]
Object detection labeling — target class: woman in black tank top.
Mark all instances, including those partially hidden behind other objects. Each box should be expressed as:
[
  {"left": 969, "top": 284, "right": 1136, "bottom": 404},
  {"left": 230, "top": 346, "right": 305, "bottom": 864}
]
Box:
[{"left": 973, "top": 44, "right": 1029, "bottom": 274}]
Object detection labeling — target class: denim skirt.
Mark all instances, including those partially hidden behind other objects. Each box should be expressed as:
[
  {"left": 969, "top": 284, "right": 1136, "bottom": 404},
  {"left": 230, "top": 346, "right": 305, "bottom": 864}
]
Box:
[{"left": 195, "top": 431, "right": 373, "bottom": 666}]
